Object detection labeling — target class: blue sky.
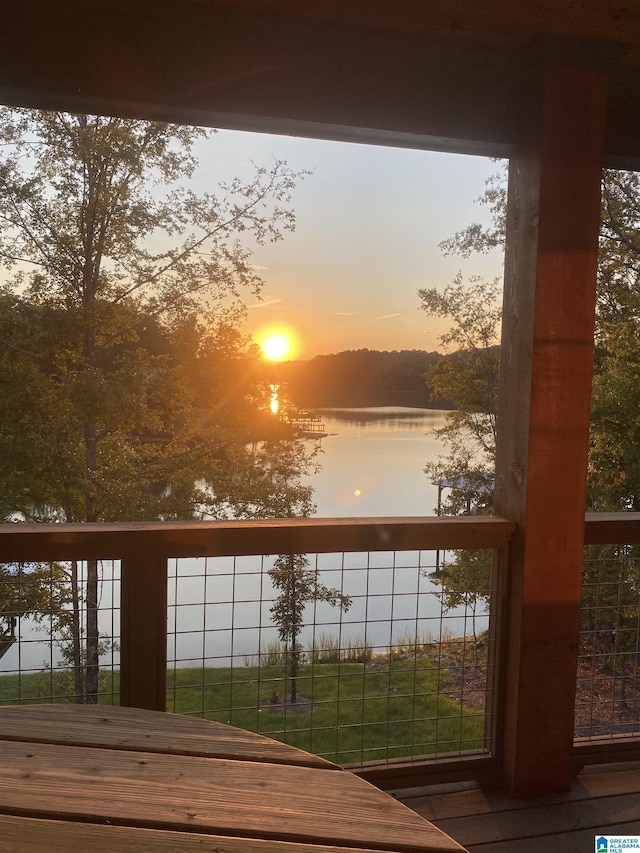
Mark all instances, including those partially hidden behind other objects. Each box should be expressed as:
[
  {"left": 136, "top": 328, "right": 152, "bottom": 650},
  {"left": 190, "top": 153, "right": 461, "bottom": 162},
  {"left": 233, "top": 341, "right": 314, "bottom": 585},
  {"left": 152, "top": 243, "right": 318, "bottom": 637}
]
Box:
[{"left": 195, "top": 130, "right": 505, "bottom": 359}]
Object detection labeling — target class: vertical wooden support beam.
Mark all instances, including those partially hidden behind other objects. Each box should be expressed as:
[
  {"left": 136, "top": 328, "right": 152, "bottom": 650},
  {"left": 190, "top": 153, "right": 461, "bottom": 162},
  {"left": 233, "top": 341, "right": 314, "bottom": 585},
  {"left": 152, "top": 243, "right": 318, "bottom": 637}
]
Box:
[
  {"left": 484, "top": 545, "right": 509, "bottom": 755},
  {"left": 495, "top": 60, "right": 607, "bottom": 796},
  {"left": 120, "top": 551, "right": 167, "bottom": 712}
]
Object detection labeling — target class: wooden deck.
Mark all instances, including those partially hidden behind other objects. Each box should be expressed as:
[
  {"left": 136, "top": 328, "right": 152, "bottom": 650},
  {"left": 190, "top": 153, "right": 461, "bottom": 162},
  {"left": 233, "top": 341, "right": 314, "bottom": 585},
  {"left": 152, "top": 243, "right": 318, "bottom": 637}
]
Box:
[{"left": 398, "top": 762, "right": 640, "bottom": 852}]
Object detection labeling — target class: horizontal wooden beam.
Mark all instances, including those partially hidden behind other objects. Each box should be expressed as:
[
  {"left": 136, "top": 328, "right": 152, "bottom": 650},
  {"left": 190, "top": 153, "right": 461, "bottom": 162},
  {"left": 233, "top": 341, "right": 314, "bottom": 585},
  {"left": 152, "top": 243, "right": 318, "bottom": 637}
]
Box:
[
  {"left": 2, "top": 512, "right": 638, "bottom": 563},
  {"left": 0, "top": 1, "right": 515, "bottom": 158},
  {"left": 574, "top": 736, "right": 640, "bottom": 770},
  {"left": 584, "top": 512, "right": 640, "bottom": 544},
  {"left": 0, "top": 516, "right": 515, "bottom": 562},
  {"left": 201, "top": 1, "right": 640, "bottom": 64},
  {"left": 0, "top": 2, "right": 638, "bottom": 164},
  {"left": 358, "top": 754, "right": 502, "bottom": 792}
]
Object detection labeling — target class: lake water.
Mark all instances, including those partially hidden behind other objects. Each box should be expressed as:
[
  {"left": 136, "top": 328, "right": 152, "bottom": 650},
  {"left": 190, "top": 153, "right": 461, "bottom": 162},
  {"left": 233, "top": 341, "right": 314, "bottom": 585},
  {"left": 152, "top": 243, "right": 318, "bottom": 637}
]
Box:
[
  {"left": 3, "top": 408, "right": 487, "bottom": 673},
  {"left": 312, "top": 407, "right": 448, "bottom": 517}
]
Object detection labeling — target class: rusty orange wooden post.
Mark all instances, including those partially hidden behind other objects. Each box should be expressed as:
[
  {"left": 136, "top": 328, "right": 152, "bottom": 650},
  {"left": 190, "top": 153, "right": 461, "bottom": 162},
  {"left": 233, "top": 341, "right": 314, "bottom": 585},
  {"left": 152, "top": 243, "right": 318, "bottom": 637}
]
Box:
[
  {"left": 120, "top": 551, "right": 167, "bottom": 712},
  {"left": 495, "top": 57, "right": 607, "bottom": 796}
]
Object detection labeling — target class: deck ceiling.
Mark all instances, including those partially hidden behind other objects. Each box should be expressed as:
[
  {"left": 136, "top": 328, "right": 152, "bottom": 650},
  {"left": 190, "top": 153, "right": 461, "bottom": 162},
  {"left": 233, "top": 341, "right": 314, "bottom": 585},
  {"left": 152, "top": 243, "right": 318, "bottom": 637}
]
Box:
[{"left": 1, "top": 0, "right": 639, "bottom": 165}]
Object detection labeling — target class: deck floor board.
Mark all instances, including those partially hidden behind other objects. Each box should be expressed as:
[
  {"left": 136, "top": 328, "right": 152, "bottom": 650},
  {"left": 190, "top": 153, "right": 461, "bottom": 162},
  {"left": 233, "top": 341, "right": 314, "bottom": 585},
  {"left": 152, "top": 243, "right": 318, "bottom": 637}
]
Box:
[{"left": 399, "top": 763, "right": 640, "bottom": 851}]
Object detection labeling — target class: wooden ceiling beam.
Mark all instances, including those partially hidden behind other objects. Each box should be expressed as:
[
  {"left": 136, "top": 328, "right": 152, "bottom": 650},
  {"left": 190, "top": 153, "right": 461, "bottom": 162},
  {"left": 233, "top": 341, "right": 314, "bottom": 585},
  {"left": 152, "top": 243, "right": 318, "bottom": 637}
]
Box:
[
  {"left": 0, "top": 1, "right": 638, "bottom": 165},
  {"left": 188, "top": 1, "right": 640, "bottom": 64}
]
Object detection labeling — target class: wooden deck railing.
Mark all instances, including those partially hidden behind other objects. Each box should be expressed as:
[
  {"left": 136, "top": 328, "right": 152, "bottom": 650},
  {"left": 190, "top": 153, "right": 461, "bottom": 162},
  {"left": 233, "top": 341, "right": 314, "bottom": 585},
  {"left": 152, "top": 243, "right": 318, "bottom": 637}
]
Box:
[
  {"left": 0, "top": 516, "right": 514, "bottom": 716},
  {"left": 6, "top": 513, "right": 640, "bottom": 788}
]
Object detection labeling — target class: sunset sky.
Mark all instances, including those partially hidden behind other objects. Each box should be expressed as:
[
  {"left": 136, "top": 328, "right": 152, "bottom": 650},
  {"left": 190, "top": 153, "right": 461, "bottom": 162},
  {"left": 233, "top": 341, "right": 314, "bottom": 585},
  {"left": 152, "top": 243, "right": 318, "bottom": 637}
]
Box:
[{"left": 197, "top": 130, "right": 505, "bottom": 360}]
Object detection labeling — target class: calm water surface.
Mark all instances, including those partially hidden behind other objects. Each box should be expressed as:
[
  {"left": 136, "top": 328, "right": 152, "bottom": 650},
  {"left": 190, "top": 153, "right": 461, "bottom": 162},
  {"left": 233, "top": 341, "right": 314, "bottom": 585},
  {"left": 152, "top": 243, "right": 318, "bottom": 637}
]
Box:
[{"left": 312, "top": 407, "right": 448, "bottom": 517}]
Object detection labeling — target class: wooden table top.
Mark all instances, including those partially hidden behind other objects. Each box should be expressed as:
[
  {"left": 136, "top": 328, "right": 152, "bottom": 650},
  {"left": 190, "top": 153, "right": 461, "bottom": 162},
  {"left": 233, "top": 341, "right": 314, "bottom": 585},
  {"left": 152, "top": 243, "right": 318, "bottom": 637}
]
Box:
[{"left": 0, "top": 704, "right": 465, "bottom": 853}]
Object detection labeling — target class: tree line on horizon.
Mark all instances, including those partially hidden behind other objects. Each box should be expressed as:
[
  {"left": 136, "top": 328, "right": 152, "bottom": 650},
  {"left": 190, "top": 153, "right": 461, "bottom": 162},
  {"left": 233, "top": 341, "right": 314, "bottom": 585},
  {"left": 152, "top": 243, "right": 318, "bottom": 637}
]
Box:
[{"left": 278, "top": 348, "right": 458, "bottom": 410}]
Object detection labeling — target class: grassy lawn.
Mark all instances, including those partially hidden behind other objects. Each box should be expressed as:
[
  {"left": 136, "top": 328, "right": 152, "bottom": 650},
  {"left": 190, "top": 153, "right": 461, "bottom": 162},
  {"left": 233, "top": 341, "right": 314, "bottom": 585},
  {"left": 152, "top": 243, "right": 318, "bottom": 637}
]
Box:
[
  {"left": 0, "top": 668, "right": 120, "bottom": 707},
  {"left": 0, "top": 655, "right": 485, "bottom": 766}
]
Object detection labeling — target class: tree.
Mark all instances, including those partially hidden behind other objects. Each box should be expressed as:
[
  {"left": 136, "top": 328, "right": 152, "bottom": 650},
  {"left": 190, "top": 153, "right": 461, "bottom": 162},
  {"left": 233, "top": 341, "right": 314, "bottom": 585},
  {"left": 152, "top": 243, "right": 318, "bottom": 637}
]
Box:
[
  {"left": 598, "top": 170, "right": 640, "bottom": 325},
  {"left": 583, "top": 171, "right": 640, "bottom": 686},
  {"left": 0, "top": 562, "right": 71, "bottom": 660},
  {"left": 416, "top": 275, "right": 500, "bottom": 631},
  {"left": 270, "top": 552, "right": 350, "bottom": 703},
  {"left": 418, "top": 274, "right": 500, "bottom": 516},
  {"left": 438, "top": 549, "right": 492, "bottom": 665},
  {"left": 589, "top": 170, "right": 640, "bottom": 512},
  {"left": 416, "top": 170, "right": 504, "bottom": 621},
  {"left": 589, "top": 321, "right": 640, "bottom": 512},
  {"left": 0, "top": 109, "right": 304, "bottom": 701},
  {"left": 235, "top": 438, "right": 350, "bottom": 704}
]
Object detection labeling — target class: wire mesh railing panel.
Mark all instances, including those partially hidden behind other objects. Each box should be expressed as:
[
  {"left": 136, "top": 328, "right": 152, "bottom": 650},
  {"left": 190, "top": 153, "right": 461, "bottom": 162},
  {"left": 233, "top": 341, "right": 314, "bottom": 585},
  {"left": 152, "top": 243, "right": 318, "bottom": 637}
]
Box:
[
  {"left": 576, "top": 544, "right": 640, "bottom": 740},
  {"left": 0, "top": 560, "right": 120, "bottom": 705},
  {"left": 167, "top": 547, "right": 494, "bottom": 769}
]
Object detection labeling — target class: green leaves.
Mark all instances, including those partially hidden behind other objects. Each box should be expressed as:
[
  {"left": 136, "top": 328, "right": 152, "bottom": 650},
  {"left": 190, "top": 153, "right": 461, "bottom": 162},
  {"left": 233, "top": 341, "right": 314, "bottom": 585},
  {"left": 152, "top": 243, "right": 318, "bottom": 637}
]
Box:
[
  {"left": 0, "top": 561, "right": 72, "bottom": 633},
  {"left": 0, "top": 110, "right": 309, "bottom": 524},
  {"left": 419, "top": 276, "right": 500, "bottom": 515}
]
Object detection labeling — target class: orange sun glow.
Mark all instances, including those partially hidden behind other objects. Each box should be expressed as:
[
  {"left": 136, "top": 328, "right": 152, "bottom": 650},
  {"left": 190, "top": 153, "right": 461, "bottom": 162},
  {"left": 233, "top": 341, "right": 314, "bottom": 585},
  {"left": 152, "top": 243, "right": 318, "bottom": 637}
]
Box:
[{"left": 259, "top": 331, "right": 295, "bottom": 361}]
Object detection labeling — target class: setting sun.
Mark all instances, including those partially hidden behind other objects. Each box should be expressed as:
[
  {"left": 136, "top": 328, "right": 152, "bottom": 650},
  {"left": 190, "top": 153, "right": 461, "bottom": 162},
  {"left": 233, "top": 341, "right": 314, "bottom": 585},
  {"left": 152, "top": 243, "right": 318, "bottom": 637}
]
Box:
[
  {"left": 256, "top": 328, "right": 298, "bottom": 362},
  {"left": 262, "top": 334, "right": 289, "bottom": 361}
]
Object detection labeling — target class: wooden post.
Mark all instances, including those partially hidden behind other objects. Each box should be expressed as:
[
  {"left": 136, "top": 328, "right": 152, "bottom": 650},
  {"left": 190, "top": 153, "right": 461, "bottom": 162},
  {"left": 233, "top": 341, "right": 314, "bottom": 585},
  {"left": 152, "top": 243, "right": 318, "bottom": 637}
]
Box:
[
  {"left": 495, "top": 59, "right": 607, "bottom": 795},
  {"left": 120, "top": 552, "right": 167, "bottom": 712}
]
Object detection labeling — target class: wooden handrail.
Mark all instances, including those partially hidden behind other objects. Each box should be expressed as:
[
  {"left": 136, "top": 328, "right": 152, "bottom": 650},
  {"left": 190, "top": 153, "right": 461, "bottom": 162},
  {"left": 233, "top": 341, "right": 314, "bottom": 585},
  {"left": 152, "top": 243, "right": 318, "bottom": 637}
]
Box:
[
  {"left": 0, "top": 515, "right": 515, "bottom": 562},
  {"left": 2, "top": 512, "right": 639, "bottom": 563},
  {"left": 584, "top": 512, "right": 640, "bottom": 544}
]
